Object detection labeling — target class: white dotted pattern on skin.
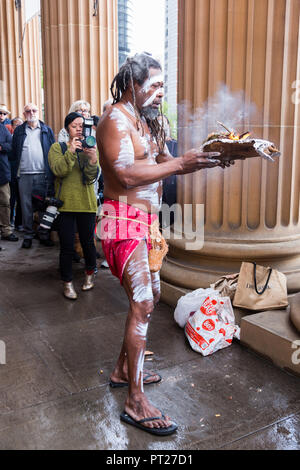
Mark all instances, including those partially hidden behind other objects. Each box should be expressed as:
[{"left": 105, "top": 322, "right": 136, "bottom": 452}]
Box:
[
  {"left": 142, "top": 75, "right": 164, "bottom": 93},
  {"left": 114, "top": 134, "right": 134, "bottom": 169},
  {"left": 127, "top": 251, "right": 153, "bottom": 304},
  {"left": 136, "top": 182, "right": 161, "bottom": 210},
  {"left": 142, "top": 88, "right": 164, "bottom": 108}
]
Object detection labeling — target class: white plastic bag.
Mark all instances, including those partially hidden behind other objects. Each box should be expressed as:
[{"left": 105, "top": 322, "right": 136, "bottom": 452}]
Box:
[
  {"left": 174, "top": 288, "right": 220, "bottom": 328},
  {"left": 185, "top": 295, "right": 240, "bottom": 356}
]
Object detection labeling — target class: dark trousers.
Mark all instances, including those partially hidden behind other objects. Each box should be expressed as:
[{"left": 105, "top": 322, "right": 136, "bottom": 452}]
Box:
[
  {"left": 10, "top": 178, "right": 22, "bottom": 227},
  {"left": 58, "top": 212, "right": 96, "bottom": 282}
]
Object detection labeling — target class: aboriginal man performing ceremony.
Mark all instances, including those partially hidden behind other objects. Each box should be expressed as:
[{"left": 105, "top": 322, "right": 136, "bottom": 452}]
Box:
[{"left": 97, "top": 52, "right": 229, "bottom": 436}]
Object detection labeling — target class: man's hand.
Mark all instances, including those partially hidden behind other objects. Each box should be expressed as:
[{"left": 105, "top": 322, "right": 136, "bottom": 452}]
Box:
[
  {"left": 178, "top": 148, "right": 221, "bottom": 174},
  {"left": 84, "top": 146, "right": 98, "bottom": 165},
  {"left": 69, "top": 137, "right": 83, "bottom": 155}
]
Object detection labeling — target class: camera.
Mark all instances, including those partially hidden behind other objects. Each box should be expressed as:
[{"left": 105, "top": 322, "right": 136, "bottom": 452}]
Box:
[
  {"left": 80, "top": 117, "right": 97, "bottom": 149},
  {"left": 39, "top": 196, "right": 63, "bottom": 231}
]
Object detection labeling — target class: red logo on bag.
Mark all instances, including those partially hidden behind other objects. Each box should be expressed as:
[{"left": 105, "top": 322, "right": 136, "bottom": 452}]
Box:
[
  {"left": 200, "top": 297, "right": 217, "bottom": 316},
  {"left": 202, "top": 319, "right": 215, "bottom": 331},
  {"left": 219, "top": 328, "right": 226, "bottom": 336}
]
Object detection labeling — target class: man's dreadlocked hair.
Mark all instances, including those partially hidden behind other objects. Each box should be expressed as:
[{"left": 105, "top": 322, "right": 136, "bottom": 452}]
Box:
[{"left": 110, "top": 52, "right": 166, "bottom": 153}]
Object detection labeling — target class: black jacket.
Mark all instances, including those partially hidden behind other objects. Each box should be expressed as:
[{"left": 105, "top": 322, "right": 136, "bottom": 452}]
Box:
[
  {"left": 0, "top": 123, "right": 13, "bottom": 185},
  {"left": 12, "top": 120, "right": 55, "bottom": 193}
]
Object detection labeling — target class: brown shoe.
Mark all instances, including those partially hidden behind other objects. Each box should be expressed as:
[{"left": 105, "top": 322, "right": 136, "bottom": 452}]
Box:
[
  {"left": 82, "top": 273, "right": 95, "bottom": 291},
  {"left": 63, "top": 282, "right": 77, "bottom": 300}
]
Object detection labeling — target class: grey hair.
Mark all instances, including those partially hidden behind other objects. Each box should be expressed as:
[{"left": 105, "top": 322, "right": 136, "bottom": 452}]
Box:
[{"left": 68, "top": 100, "right": 91, "bottom": 113}]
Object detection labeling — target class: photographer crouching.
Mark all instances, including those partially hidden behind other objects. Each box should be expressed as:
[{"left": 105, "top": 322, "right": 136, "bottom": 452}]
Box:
[{"left": 48, "top": 112, "right": 99, "bottom": 300}]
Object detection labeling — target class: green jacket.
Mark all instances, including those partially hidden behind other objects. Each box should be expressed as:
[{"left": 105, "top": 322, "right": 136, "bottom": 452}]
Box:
[{"left": 48, "top": 142, "right": 99, "bottom": 213}]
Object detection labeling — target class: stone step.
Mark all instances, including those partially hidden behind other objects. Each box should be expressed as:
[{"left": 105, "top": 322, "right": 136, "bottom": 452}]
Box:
[
  {"left": 161, "top": 280, "right": 300, "bottom": 377},
  {"left": 240, "top": 308, "right": 300, "bottom": 376}
]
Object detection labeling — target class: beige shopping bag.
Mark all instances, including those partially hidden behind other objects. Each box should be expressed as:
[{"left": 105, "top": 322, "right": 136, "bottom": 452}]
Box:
[{"left": 233, "top": 262, "right": 288, "bottom": 311}]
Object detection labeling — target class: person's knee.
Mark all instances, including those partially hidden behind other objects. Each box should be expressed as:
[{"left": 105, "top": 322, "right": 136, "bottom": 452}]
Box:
[{"left": 131, "top": 299, "right": 154, "bottom": 321}]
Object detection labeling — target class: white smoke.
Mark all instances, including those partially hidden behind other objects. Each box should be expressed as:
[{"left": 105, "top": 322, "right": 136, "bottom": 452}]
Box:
[{"left": 177, "top": 84, "right": 258, "bottom": 148}]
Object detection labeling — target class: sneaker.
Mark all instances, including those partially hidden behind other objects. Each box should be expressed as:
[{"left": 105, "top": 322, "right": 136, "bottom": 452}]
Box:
[
  {"left": 2, "top": 233, "right": 19, "bottom": 242},
  {"left": 22, "top": 239, "right": 32, "bottom": 249},
  {"left": 100, "top": 259, "right": 109, "bottom": 269}
]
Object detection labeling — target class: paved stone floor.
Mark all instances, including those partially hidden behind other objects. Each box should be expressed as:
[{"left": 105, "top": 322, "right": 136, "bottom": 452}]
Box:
[{"left": 0, "top": 236, "right": 299, "bottom": 450}]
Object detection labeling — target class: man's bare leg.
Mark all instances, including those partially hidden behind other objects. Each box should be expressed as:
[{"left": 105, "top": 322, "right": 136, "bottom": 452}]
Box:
[
  {"left": 110, "top": 268, "right": 161, "bottom": 386},
  {"left": 112, "top": 241, "right": 172, "bottom": 430}
]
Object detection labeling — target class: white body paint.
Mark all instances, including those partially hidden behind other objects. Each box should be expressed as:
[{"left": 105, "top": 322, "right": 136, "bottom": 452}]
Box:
[
  {"left": 136, "top": 182, "right": 161, "bottom": 210},
  {"left": 109, "top": 107, "right": 129, "bottom": 132},
  {"left": 126, "top": 249, "right": 153, "bottom": 303},
  {"left": 114, "top": 134, "right": 134, "bottom": 169},
  {"left": 151, "top": 271, "right": 161, "bottom": 294},
  {"left": 136, "top": 321, "right": 149, "bottom": 340},
  {"left": 135, "top": 349, "right": 145, "bottom": 392}
]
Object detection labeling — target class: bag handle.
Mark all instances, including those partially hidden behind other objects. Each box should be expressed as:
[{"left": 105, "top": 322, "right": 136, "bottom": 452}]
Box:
[{"left": 253, "top": 262, "right": 272, "bottom": 295}]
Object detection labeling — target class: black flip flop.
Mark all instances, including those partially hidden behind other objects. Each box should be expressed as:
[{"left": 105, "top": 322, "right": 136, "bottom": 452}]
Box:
[
  {"left": 120, "top": 411, "right": 178, "bottom": 436},
  {"left": 109, "top": 372, "right": 162, "bottom": 388}
]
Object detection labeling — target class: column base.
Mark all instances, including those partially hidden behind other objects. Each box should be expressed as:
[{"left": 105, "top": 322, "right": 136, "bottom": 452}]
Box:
[{"left": 161, "top": 237, "right": 300, "bottom": 297}]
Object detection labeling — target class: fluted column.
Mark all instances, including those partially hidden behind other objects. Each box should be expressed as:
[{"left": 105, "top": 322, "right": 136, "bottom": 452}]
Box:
[
  {"left": 0, "top": 0, "right": 42, "bottom": 117},
  {"left": 41, "top": 0, "right": 118, "bottom": 136},
  {"left": 161, "top": 0, "right": 300, "bottom": 302}
]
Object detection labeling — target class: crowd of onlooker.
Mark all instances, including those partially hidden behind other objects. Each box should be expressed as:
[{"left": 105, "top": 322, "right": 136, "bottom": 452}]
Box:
[{"left": 0, "top": 98, "right": 177, "bottom": 299}]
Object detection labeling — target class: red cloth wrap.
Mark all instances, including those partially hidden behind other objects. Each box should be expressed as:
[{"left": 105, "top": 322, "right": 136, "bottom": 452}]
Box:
[{"left": 100, "top": 199, "right": 158, "bottom": 284}]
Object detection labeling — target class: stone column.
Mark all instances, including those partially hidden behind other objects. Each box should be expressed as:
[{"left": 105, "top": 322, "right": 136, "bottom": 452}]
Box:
[
  {"left": 41, "top": 0, "right": 118, "bottom": 136},
  {"left": 0, "top": 0, "right": 42, "bottom": 117},
  {"left": 161, "top": 0, "right": 300, "bottom": 304}
]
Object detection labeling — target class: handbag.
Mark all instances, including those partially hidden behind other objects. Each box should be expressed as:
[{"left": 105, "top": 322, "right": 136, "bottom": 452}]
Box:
[{"left": 232, "top": 262, "right": 288, "bottom": 311}]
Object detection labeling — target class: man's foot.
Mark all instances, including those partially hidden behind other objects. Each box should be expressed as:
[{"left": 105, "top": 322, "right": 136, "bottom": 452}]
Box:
[
  {"left": 122, "top": 394, "right": 177, "bottom": 435},
  {"left": 120, "top": 411, "right": 178, "bottom": 436},
  {"left": 100, "top": 259, "right": 109, "bottom": 269},
  {"left": 2, "top": 233, "right": 19, "bottom": 241},
  {"left": 21, "top": 239, "right": 32, "bottom": 249},
  {"left": 109, "top": 371, "right": 162, "bottom": 388}
]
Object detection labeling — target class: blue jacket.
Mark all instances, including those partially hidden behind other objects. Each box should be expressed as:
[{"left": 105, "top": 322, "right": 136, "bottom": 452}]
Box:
[
  {"left": 0, "top": 123, "right": 13, "bottom": 185},
  {"left": 12, "top": 120, "right": 55, "bottom": 193}
]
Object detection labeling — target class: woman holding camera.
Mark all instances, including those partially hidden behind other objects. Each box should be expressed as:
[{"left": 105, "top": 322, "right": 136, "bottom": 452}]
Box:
[{"left": 48, "top": 112, "right": 99, "bottom": 299}]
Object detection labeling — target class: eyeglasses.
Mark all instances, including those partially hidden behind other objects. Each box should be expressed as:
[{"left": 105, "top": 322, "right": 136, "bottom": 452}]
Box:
[
  {"left": 25, "top": 109, "right": 38, "bottom": 113},
  {"left": 0, "top": 112, "right": 8, "bottom": 116}
]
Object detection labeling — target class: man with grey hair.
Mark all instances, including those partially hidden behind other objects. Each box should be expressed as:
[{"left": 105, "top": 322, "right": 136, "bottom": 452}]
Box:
[{"left": 12, "top": 103, "right": 55, "bottom": 248}]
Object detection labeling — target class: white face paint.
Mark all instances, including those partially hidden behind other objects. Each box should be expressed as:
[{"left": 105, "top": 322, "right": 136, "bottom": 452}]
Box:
[
  {"left": 142, "top": 74, "right": 164, "bottom": 93},
  {"left": 127, "top": 250, "right": 153, "bottom": 303},
  {"left": 142, "top": 88, "right": 164, "bottom": 108}
]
